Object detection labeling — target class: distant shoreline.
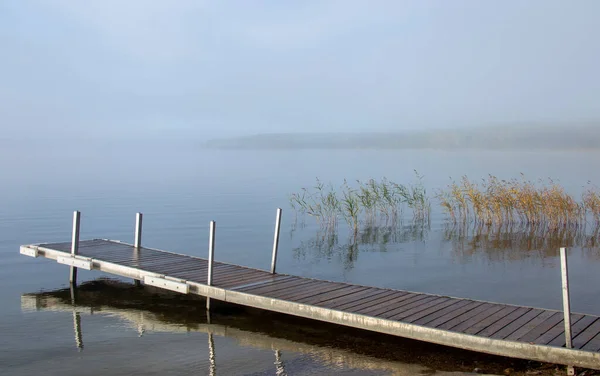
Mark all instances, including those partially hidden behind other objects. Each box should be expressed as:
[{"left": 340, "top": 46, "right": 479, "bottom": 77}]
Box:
[{"left": 204, "top": 124, "right": 600, "bottom": 151}]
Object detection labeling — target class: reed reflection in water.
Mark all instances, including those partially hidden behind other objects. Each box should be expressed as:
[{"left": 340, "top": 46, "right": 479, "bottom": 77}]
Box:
[
  {"left": 292, "top": 222, "right": 430, "bottom": 270},
  {"left": 444, "top": 222, "right": 600, "bottom": 262},
  {"left": 291, "top": 220, "right": 600, "bottom": 269}
]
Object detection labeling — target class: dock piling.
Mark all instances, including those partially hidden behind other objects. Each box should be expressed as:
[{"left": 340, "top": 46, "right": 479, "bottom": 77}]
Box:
[
  {"left": 133, "top": 213, "right": 143, "bottom": 286},
  {"left": 207, "top": 221, "right": 215, "bottom": 310},
  {"left": 560, "top": 247, "right": 575, "bottom": 376},
  {"left": 271, "top": 208, "right": 282, "bottom": 274},
  {"left": 134, "top": 212, "right": 143, "bottom": 248},
  {"left": 69, "top": 211, "right": 81, "bottom": 285}
]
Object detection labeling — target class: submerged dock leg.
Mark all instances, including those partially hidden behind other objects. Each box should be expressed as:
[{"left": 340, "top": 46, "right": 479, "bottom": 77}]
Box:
[
  {"left": 560, "top": 247, "right": 575, "bottom": 376},
  {"left": 206, "top": 221, "right": 215, "bottom": 310},
  {"left": 271, "top": 208, "right": 282, "bottom": 274},
  {"left": 69, "top": 211, "right": 81, "bottom": 285},
  {"left": 133, "top": 212, "right": 143, "bottom": 287},
  {"left": 208, "top": 331, "right": 216, "bottom": 376},
  {"left": 274, "top": 349, "right": 286, "bottom": 375},
  {"left": 70, "top": 284, "right": 83, "bottom": 351}
]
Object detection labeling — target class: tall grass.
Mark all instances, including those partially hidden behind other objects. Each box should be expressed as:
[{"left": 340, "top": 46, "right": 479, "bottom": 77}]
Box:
[
  {"left": 291, "top": 173, "right": 600, "bottom": 234},
  {"left": 289, "top": 171, "right": 430, "bottom": 234},
  {"left": 437, "top": 175, "right": 600, "bottom": 230}
]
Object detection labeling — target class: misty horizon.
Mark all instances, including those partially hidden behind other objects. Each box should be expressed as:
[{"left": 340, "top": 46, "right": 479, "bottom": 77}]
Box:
[{"left": 2, "top": 1, "right": 600, "bottom": 142}]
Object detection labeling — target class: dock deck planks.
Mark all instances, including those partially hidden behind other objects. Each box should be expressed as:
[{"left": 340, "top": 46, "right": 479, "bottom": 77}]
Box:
[{"left": 21, "top": 239, "right": 600, "bottom": 370}]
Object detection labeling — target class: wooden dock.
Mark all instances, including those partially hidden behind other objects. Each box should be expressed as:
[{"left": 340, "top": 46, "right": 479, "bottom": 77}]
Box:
[{"left": 19, "top": 213, "right": 600, "bottom": 371}]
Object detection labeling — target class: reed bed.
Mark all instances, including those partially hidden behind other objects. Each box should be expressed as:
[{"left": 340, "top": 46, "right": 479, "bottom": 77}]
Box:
[
  {"left": 289, "top": 171, "right": 431, "bottom": 234},
  {"left": 437, "top": 175, "right": 600, "bottom": 229},
  {"left": 290, "top": 173, "right": 600, "bottom": 234}
]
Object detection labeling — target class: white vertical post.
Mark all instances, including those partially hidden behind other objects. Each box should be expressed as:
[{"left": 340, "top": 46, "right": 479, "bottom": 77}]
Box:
[
  {"left": 271, "top": 208, "right": 282, "bottom": 274},
  {"left": 560, "top": 247, "right": 575, "bottom": 376},
  {"left": 560, "top": 247, "right": 572, "bottom": 348},
  {"left": 69, "top": 211, "right": 81, "bottom": 285},
  {"left": 134, "top": 212, "right": 143, "bottom": 248},
  {"left": 133, "top": 212, "right": 143, "bottom": 286},
  {"left": 206, "top": 221, "right": 215, "bottom": 310}
]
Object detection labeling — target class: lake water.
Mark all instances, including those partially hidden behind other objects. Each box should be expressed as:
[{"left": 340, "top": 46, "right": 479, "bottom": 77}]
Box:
[{"left": 1, "top": 145, "right": 599, "bottom": 375}]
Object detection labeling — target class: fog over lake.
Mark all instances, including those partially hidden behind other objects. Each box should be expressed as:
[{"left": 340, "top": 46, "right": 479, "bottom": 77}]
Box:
[{"left": 2, "top": 1, "right": 600, "bottom": 375}]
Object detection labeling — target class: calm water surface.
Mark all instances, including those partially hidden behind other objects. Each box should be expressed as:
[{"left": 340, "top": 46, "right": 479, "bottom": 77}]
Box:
[{"left": 1, "top": 145, "right": 599, "bottom": 375}]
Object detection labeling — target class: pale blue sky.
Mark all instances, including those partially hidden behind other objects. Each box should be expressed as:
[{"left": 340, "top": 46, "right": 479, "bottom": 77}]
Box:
[{"left": 1, "top": 1, "right": 599, "bottom": 140}]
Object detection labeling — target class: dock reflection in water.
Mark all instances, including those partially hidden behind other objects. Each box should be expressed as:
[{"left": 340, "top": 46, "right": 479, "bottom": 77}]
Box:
[{"left": 20, "top": 280, "right": 538, "bottom": 376}]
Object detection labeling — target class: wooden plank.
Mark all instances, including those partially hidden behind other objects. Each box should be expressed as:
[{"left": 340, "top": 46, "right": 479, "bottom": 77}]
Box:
[
  {"left": 422, "top": 301, "right": 486, "bottom": 328},
  {"left": 40, "top": 242, "right": 71, "bottom": 252},
  {"left": 533, "top": 314, "right": 584, "bottom": 345},
  {"left": 154, "top": 258, "right": 210, "bottom": 271},
  {"left": 298, "top": 286, "right": 372, "bottom": 305},
  {"left": 212, "top": 267, "right": 270, "bottom": 281},
  {"left": 77, "top": 241, "right": 136, "bottom": 253},
  {"left": 141, "top": 260, "right": 202, "bottom": 274},
  {"left": 518, "top": 312, "right": 564, "bottom": 343},
  {"left": 241, "top": 279, "right": 322, "bottom": 298},
  {"left": 183, "top": 266, "right": 258, "bottom": 283},
  {"left": 100, "top": 251, "right": 178, "bottom": 265},
  {"left": 101, "top": 253, "right": 179, "bottom": 267},
  {"left": 342, "top": 291, "right": 409, "bottom": 313},
  {"left": 209, "top": 267, "right": 267, "bottom": 282},
  {"left": 272, "top": 282, "right": 350, "bottom": 301},
  {"left": 429, "top": 303, "right": 494, "bottom": 329},
  {"left": 228, "top": 275, "right": 295, "bottom": 290},
  {"left": 237, "top": 277, "right": 310, "bottom": 294},
  {"left": 154, "top": 261, "right": 211, "bottom": 276},
  {"left": 266, "top": 280, "right": 334, "bottom": 300},
  {"left": 462, "top": 306, "right": 519, "bottom": 335},
  {"left": 167, "top": 268, "right": 213, "bottom": 282},
  {"left": 214, "top": 273, "right": 279, "bottom": 288},
  {"left": 164, "top": 261, "right": 238, "bottom": 276},
  {"left": 441, "top": 304, "right": 506, "bottom": 331},
  {"left": 381, "top": 296, "right": 448, "bottom": 320},
  {"left": 236, "top": 276, "right": 306, "bottom": 292},
  {"left": 573, "top": 318, "right": 600, "bottom": 349},
  {"left": 412, "top": 300, "right": 477, "bottom": 325},
  {"left": 202, "top": 263, "right": 241, "bottom": 273},
  {"left": 317, "top": 288, "right": 388, "bottom": 309},
  {"left": 227, "top": 275, "right": 295, "bottom": 289},
  {"left": 355, "top": 293, "right": 425, "bottom": 317},
  {"left": 79, "top": 243, "right": 148, "bottom": 257},
  {"left": 356, "top": 293, "right": 427, "bottom": 317},
  {"left": 213, "top": 270, "right": 269, "bottom": 284},
  {"left": 490, "top": 309, "right": 544, "bottom": 340},
  {"left": 548, "top": 316, "right": 599, "bottom": 347},
  {"left": 46, "top": 239, "right": 108, "bottom": 253},
  {"left": 400, "top": 299, "right": 468, "bottom": 323},
  {"left": 129, "top": 255, "right": 194, "bottom": 269},
  {"left": 331, "top": 289, "right": 399, "bottom": 311},
  {"left": 476, "top": 307, "right": 531, "bottom": 338},
  {"left": 581, "top": 331, "right": 600, "bottom": 352},
  {"left": 504, "top": 311, "right": 556, "bottom": 341}
]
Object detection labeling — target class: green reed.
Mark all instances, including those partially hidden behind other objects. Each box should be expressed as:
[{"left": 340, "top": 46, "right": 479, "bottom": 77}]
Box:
[{"left": 289, "top": 171, "right": 431, "bottom": 234}]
